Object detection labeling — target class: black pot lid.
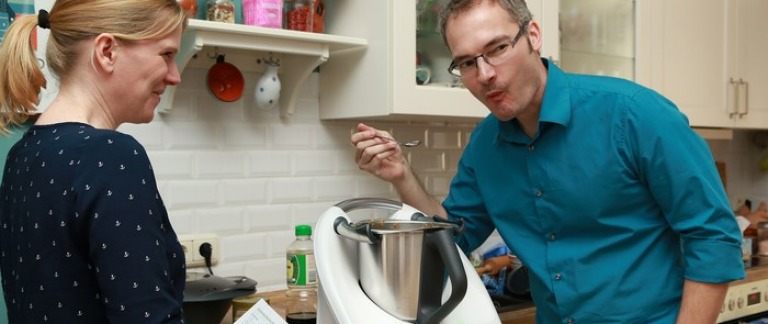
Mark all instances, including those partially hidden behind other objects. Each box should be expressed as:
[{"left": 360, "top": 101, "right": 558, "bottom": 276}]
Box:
[{"left": 184, "top": 272, "right": 257, "bottom": 302}]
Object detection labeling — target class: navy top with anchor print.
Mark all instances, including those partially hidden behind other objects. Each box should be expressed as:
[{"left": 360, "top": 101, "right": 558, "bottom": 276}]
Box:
[{"left": 0, "top": 122, "right": 185, "bottom": 323}]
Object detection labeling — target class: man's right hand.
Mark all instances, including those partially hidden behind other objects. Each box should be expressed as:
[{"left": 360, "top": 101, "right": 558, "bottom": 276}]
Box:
[
  {"left": 351, "top": 123, "right": 408, "bottom": 182},
  {"left": 351, "top": 123, "right": 448, "bottom": 218}
]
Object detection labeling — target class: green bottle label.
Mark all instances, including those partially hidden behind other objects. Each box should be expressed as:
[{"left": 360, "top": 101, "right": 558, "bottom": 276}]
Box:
[{"left": 287, "top": 253, "right": 316, "bottom": 286}]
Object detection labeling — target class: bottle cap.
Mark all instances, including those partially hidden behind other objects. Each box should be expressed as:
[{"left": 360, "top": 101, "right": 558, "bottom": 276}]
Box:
[{"left": 295, "top": 224, "right": 312, "bottom": 236}]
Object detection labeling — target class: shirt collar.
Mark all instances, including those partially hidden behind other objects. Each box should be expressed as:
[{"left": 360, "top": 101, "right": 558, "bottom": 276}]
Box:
[{"left": 497, "top": 58, "right": 572, "bottom": 144}]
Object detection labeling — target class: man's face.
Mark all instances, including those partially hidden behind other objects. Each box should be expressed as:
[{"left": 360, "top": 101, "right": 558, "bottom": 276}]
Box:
[{"left": 444, "top": 1, "right": 543, "bottom": 122}]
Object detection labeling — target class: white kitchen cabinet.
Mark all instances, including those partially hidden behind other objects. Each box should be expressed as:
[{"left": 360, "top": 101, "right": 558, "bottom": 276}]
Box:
[
  {"left": 727, "top": 0, "right": 768, "bottom": 129},
  {"left": 319, "top": 0, "right": 558, "bottom": 121},
  {"left": 647, "top": 0, "right": 731, "bottom": 128},
  {"left": 648, "top": 0, "right": 768, "bottom": 129}
]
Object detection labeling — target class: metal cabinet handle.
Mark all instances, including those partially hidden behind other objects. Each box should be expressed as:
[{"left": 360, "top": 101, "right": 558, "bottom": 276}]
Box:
[
  {"left": 729, "top": 78, "right": 739, "bottom": 118},
  {"left": 738, "top": 79, "right": 749, "bottom": 118}
]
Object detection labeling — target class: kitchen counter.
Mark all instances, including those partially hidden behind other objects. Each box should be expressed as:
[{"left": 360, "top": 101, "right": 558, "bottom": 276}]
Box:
[
  {"left": 226, "top": 260, "right": 768, "bottom": 324},
  {"left": 238, "top": 289, "right": 534, "bottom": 324},
  {"left": 499, "top": 257, "right": 768, "bottom": 324}
]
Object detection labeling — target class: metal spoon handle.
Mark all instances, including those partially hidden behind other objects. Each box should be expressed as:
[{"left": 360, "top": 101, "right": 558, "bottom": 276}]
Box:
[{"left": 376, "top": 135, "right": 421, "bottom": 147}]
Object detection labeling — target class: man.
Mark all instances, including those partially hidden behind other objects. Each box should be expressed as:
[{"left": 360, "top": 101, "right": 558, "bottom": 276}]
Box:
[{"left": 351, "top": 0, "right": 745, "bottom": 322}]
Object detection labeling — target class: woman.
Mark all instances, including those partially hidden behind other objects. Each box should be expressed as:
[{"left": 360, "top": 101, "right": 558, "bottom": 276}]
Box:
[{"left": 0, "top": 0, "right": 188, "bottom": 322}]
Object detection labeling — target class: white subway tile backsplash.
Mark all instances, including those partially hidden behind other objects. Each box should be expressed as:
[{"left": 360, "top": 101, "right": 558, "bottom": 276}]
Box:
[
  {"left": 146, "top": 151, "right": 194, "bottom": 179},
  {"left": 445, "top": 151, "right": 463, "bottom": 172},
  {"left": 167, "top": 209, "right": 194, "bottom": 234},
  {"left": 427, "top": 175, "right": 453, "bottom": 197},
  {"left": 221, "top": 179, "right": 269, "bottom": 206},
  {"left": 196, "top": 207, "right": 245, "bottom": 234},
  {"left": 315, "top": 124, "right": 356, "bottom": 149},
  {"left": 196, "top": 151, "right": 246, "bottom": 178},
  {"left": 120, "top": 122, "right": 166, "bottom": 149},
  {"left": 221, "top": 233, "right": 269, "bottom": 260},
  {"left": 271, "top": 177, "right": 314, "bottom": 203},
  {"left": 336, "top": 153, "right": 360, "bottom": 174},
  {"left": 429, "top": 128, "right": 462, "bottom": 149},
  {"left": 196, "top": 98, "right": 245, "bottom": 122},
  {"left": 246, "top": 258, "right": 286, "bottom": 290},
  {"left": 271, "top": 125, "right": 315, "bottom": 149},
  {"left": 162, "top": 89, "right": 196, "bottom": 119},
  {"left": 356, "top": 176, "right": 395, "bottom": 199},
  {"left": 223, "top": 124, "right": 269, "bottom": 148},
  {"left": 165, "top": 180, "right": 220, "bottom": 209},
  {"left": 409, "top": 151, "right": 446, "bottom": 172},
  {"left": 294, "top": 151, "right": 336, "bottom": 175},
  {"left": 246, "top": 205, "right": 293, "bottom": 232},
  {"left": 151, "top": 70, "right": 767, "bottom": 292},
  {"left": 165, "top": 122, "right": 222, "bottom": 149},
  {"left": 247, "top": 151, "right": 293, "bottom": 177},
  {"left": 315, "top": 176, "right": 357, "bottom": 201}
]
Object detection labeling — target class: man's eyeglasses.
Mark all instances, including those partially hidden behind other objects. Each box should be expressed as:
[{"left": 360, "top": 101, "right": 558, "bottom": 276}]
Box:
[{"left": 447, "top": 21, "right": 530, "bottom": 78}]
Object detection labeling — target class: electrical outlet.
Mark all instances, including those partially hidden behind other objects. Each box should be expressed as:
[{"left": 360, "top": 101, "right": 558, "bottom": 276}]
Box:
[
  {"left": 178, "top": 234, "right": 195, "bottom": 266},
  {"left": 178, "top": 233, "right": 220, "bottom": 268}
]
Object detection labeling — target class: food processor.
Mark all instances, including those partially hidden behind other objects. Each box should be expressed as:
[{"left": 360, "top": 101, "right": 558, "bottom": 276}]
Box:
[{"left": 314, "top": 198, "right": 500, "bottom": 324}]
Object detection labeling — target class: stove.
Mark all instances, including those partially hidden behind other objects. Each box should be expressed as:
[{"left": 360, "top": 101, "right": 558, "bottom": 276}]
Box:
[{"left": 718, "top": 257, "right": 768, "bottom": 323}]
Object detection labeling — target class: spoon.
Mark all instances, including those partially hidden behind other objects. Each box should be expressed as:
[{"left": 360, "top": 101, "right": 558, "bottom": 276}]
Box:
[{"left": 376, "top": 135, "right": 422, "bottom": 147}]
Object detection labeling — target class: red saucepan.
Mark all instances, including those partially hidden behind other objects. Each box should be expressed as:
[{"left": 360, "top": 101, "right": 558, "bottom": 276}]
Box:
[{"left": 206, "top": 55, "right": 244, "bottom": 102}]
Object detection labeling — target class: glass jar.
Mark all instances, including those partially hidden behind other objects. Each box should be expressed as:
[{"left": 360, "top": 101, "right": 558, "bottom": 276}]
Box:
[
  {"left": 207, "top": 0, "right": 236, "bottom": 23},
  {"left": 283, "top": 0, "right": 315, "bottom": 32},
  {"left": 285, "top": 287, "right": 317, "bottom": 324},
  {"left": 758, "top": 222, "right": 768, "bottom": 256}
]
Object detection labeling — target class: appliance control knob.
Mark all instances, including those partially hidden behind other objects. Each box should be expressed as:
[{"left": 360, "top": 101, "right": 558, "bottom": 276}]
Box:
[
  {"left": 729, "top": 299, "right": 736, "bottom": 311},
  {"left": 738, "top": 297, "right": 745, "bottom": 309}
]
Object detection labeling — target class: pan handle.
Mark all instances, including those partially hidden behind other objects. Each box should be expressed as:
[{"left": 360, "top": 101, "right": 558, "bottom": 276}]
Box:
[
  {"left": 333, "top": 217, "right": 379, "bottom": 244},
  {"left": 410, "top": 213, "right": 465, "bottom": 236}
]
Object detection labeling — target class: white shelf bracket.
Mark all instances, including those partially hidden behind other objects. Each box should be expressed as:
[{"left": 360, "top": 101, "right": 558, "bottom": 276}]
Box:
[{"left": 280, "top": 52, "right": 328, "bottom": 120}]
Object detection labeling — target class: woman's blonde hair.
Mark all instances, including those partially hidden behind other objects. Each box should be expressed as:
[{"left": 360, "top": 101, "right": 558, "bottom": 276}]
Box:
[{"left": 0, "top": 0, "right": 188, "bottom": 135}]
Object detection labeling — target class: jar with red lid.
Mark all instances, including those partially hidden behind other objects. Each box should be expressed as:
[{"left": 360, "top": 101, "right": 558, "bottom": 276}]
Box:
[{"left": 283, "top": 0, "right": 314, "bottom": 32}]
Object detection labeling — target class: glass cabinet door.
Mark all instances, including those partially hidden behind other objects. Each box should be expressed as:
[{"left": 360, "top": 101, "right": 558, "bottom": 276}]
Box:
[
  {"left": 416, "top": 0, "right": 460, "bottom": 88},
  {"left": 559, "top": 0, "right": 635, "bottom": 80}
]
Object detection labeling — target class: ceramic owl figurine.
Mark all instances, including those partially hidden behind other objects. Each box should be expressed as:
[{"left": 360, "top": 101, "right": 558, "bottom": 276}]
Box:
[{"left": 254, "top": 60, "right": 281, "bottom": 110}]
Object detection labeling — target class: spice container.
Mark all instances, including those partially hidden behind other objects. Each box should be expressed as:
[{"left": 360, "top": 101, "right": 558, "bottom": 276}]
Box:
[
  {"left": 283, "top": 0, "right": 314, "bottom": 32},
  {"left": 207, "top": 0, "right": 236, "bottom": 23}
]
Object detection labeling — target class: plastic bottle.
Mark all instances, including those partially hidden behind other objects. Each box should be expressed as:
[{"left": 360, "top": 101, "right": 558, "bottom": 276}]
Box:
[{"left": 285, "top": 224, "right": 317, "bottom": 324}]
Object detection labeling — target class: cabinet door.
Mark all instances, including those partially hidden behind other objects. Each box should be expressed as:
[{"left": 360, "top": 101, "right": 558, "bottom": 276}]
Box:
[
  {"left": 649, "top": 0, "right": 732, "bottom": 128},
  {"left": 528, "top": 0, "right": 560, "bottom": 64},
  {"left": 559, "top": 0, "right": 635, "bottom": 81},
  {"left": 731, "top": 0, "right": 768, "bottom": 129}
]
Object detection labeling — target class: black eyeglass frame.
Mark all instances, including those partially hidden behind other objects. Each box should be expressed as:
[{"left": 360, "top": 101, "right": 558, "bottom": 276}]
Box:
[{"left": 446, "top": 21, "right": 530, "bottom": 78}]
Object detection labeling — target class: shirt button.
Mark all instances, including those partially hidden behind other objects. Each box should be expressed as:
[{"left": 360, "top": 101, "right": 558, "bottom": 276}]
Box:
[
  {"left": 549, "top": 233, "right": 556, "bottom": 241},
  {"left": 536, "top": 189, "right": 543, "bottom": 197},
  {"left": 554, "top": 273, "right": 562, "bottom": 280},
  {"left": 528, "top": 145, "right": 535, "bottom": 152}
]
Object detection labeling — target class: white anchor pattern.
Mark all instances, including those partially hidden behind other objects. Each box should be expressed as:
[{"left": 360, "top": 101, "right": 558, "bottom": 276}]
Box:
[{"left": 0, "top": 123, "right": 185, "bottom": 323}]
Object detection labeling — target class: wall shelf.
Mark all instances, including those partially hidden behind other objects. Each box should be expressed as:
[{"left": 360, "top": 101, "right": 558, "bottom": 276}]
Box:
[{"left": 158, "top": 19, "right": 367, "bottom": 118}]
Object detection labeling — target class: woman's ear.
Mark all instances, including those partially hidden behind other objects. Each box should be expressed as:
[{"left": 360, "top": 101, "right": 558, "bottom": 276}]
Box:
[{"left": 92, "top": 33, "right": 118, "bottom": 73}]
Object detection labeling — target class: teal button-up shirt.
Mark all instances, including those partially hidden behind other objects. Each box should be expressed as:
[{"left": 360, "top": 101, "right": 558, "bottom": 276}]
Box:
[{"left": 444, "top": 60, "right": 745, "bottom": 323}]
